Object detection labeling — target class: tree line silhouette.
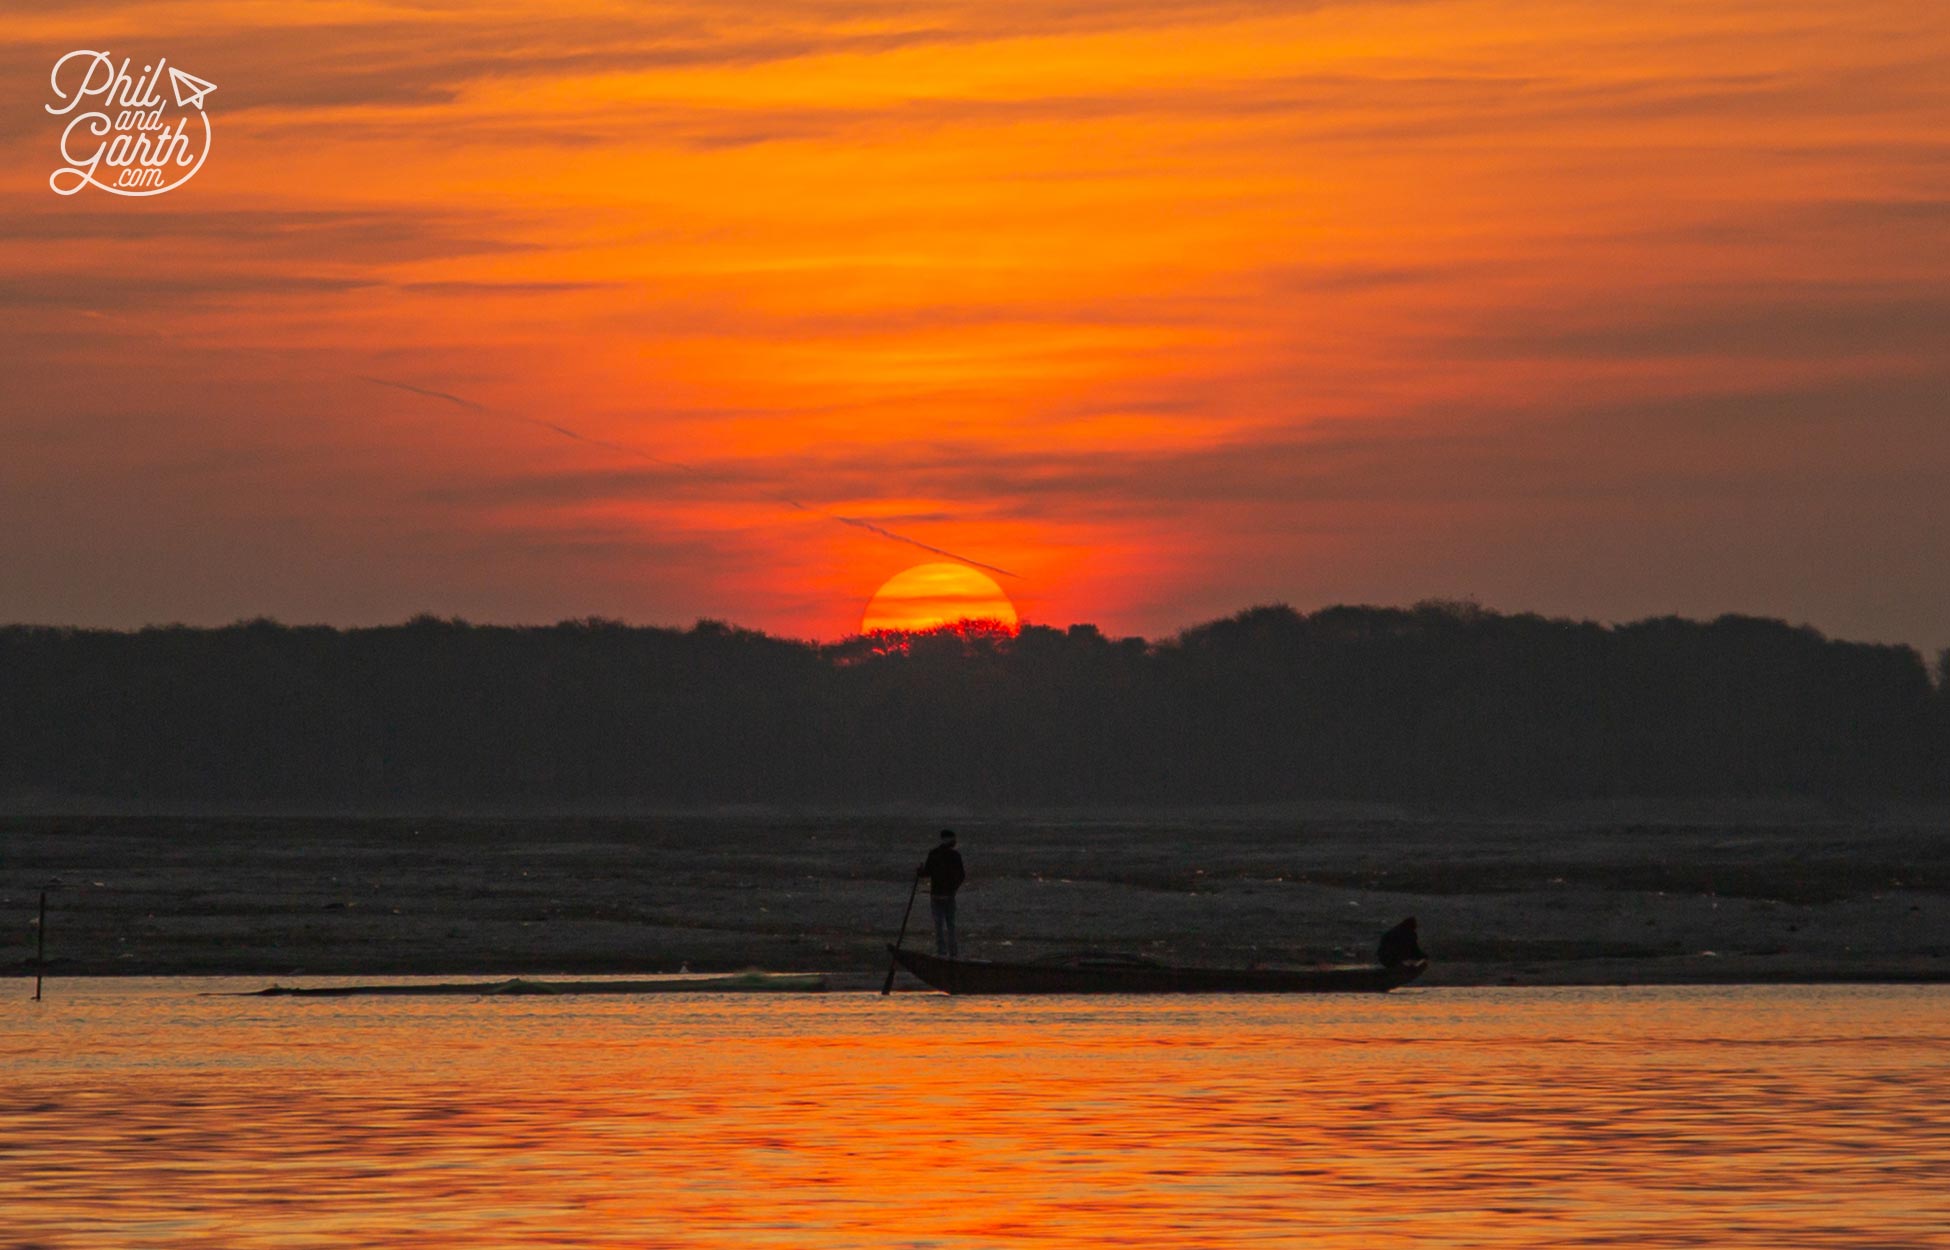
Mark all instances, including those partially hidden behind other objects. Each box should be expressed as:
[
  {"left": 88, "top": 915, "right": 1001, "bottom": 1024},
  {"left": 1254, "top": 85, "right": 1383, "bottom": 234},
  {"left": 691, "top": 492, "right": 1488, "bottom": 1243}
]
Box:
[{"left": 1, "top": 602, "right": 1943, "bottom": 806}]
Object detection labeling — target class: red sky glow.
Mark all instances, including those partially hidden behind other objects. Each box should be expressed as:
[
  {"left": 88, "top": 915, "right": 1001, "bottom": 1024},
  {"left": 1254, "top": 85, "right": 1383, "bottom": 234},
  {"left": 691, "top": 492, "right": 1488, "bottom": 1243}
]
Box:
[{"left": 2, "top": 0, "right": 1946, "bottom": 646}]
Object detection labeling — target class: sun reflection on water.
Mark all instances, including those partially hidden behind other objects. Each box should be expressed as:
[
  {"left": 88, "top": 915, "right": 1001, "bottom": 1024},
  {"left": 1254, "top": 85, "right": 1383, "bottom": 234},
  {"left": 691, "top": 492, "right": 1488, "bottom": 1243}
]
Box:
[{"left": 2, "top": 984, "right": 1947, "bottom": 1247}]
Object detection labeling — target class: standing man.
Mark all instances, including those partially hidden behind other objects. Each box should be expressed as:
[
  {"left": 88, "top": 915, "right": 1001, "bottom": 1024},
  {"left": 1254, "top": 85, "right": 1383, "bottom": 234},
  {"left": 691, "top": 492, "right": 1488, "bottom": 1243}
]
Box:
[{"left": 918, "top": 829, "right": 966, "bottom": 958}]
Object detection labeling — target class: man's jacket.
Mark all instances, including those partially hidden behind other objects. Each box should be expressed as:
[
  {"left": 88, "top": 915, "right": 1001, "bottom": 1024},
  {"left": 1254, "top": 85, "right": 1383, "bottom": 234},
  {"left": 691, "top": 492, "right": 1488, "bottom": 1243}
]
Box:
[{"left": 921, "top": 846, "right": 965, "bottom": 896}]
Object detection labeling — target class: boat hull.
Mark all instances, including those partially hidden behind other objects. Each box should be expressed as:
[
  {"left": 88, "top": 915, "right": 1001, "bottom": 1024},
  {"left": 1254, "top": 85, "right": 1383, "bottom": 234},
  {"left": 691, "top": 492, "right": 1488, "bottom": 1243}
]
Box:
[{"left": 890, "top": 947, "right": 1424, "bottom": 995}]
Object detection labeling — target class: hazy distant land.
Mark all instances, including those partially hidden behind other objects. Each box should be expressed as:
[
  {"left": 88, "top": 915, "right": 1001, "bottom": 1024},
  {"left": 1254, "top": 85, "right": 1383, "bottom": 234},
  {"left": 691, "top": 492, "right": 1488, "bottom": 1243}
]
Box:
[
  {"left": 5, "top": 603, "right": 1945, "bottom": 987},
  {"left": 5, "top": 605, "right": 1945, "bottom": 809},
  {"left": 5, "top": 809, "right": 1943, "bottom": 987}
]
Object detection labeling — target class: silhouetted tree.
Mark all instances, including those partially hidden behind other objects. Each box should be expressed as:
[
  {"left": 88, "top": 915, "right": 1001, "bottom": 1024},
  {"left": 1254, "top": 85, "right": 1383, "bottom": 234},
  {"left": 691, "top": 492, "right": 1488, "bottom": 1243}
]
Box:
[{"left": 0, "top": 604, "right": 1939, "bottom": 807}]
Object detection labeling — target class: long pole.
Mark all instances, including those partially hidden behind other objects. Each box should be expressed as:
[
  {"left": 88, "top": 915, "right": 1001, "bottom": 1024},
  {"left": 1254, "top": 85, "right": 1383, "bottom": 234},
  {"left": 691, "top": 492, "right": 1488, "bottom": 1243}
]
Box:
[
  {"left": 880, "top": 875, "right": 922, "bottom": 996},
  {"left": 34, "top": 891, "right": 45, "bottom": 1002}
]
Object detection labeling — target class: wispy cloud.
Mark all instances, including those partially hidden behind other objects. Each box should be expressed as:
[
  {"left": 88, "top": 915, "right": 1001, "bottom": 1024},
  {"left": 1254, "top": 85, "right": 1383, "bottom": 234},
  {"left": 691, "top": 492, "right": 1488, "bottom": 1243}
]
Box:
[
  {"left": 2, "top": 0, "right": 1945, "bottom": 642},
  {"left": 362, "top": 376, "right": 1019, "bottom": 577}
]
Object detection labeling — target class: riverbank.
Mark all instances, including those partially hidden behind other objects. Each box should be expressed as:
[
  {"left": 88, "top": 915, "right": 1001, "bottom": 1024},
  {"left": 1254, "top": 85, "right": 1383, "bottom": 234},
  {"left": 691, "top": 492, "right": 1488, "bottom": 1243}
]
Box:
[{"left": 3, "top": 810, "right": 1944, "bottom": 987}]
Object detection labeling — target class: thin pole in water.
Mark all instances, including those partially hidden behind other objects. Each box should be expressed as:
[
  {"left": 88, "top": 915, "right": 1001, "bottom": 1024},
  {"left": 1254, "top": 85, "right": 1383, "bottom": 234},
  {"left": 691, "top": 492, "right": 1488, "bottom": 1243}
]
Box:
[
  {"left": 880, "top": 875, "right": 922, "bottom": 996},
  {"left": 34, "top": 891, "right": 46, "bottom": 1001}
]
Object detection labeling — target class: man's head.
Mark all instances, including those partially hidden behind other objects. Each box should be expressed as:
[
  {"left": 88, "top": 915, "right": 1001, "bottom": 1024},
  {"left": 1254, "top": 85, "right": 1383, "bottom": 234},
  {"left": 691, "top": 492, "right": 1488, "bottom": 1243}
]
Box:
[{"left": 939, "top": 829, "right": 957, "bottom": 845}]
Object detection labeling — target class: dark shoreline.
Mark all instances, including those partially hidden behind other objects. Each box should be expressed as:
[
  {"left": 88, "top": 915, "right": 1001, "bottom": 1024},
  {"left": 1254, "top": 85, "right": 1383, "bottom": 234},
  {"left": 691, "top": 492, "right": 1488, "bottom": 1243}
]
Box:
[
  {"left": 6, "top": 810, "right": 1945, "bottom": 991},
  {"left": 13, "top": 966, "right": 1949, "bottom": 990}
]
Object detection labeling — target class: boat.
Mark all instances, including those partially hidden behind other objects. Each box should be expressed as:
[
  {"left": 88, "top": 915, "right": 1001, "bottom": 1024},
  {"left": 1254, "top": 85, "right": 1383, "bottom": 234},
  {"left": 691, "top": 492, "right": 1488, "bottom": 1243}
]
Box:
[{"left": 888, "top": 946, "right": 1425, "bottom": 995}]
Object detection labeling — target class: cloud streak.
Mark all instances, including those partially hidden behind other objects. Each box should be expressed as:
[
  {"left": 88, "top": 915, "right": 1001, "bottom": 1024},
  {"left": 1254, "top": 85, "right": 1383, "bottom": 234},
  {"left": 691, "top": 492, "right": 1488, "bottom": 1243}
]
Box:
[
  {"left": 360, "top": 378, "right": 1019, "bottom": 578},
  {"left": 1, "top": 0, "right": 1944, "bottom": 642}
]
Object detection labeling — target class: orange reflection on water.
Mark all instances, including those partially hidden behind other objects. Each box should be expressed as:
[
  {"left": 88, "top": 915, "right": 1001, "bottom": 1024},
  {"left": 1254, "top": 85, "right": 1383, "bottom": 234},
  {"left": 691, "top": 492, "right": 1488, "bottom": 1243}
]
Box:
[{"left": 2, "top": 984, "right": 1947, "bottom": 1247}]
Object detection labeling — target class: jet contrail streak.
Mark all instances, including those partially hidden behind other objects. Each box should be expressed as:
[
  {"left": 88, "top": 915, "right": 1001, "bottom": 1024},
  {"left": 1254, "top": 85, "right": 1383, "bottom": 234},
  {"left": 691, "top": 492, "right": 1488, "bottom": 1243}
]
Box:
[
  {"left": 784, "top": 501, "right": 1018, "bottom": 580},
  {"left": 362, "top": 376, "right": 1019, "bottom": 579},
  {"left": 360, "top": 376, "right": 488, "bottom": 412},
  {"left": 74, "top": 311, "right": 1018, "bottom": 581}
]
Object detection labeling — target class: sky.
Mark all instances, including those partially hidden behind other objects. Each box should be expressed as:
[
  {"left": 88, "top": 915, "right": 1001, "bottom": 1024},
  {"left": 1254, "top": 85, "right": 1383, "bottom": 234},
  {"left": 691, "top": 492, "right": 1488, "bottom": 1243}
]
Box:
[{"left": 2, "top": 0, "right": 1946, "bottom": 647}]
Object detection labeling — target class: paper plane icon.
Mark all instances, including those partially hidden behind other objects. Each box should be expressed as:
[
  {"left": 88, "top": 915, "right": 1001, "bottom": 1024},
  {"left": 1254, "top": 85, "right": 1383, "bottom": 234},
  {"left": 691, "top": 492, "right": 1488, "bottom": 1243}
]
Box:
[{"left": 168, "top": 66, "right": 217, "bottom": 110}]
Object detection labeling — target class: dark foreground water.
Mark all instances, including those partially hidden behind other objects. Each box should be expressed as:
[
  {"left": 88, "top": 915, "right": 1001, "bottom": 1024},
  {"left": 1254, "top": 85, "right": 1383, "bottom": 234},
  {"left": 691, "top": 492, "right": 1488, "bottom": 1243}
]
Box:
[{"left": 3, "top": 982, "right": 1946, "bottom": 1248}]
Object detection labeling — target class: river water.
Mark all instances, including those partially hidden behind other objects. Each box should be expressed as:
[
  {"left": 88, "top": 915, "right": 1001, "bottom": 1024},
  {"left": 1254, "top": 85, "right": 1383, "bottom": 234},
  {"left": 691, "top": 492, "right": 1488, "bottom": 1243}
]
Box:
[{"left": 3, "top": 982, "right": 1946, "bottom": 1248}]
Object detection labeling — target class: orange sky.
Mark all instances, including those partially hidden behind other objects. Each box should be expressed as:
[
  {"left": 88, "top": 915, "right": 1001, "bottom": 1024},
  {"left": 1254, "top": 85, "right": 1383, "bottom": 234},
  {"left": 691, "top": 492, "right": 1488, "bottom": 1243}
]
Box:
[{"left": 2, "top": 0, "right": 1946, "bottom": 645}]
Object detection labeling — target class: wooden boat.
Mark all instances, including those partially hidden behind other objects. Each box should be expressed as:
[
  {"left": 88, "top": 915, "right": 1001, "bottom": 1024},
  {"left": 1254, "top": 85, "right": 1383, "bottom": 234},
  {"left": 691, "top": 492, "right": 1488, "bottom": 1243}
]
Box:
[{"left": 889, "top": 947, "right": 1425, "bottom": 995}]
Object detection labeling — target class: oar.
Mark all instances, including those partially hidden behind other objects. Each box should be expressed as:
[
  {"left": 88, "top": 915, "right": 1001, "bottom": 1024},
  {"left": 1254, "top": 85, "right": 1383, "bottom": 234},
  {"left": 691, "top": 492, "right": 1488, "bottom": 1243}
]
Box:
[{"left": 880, "top": 875, "right": 922, "bottom": 996}]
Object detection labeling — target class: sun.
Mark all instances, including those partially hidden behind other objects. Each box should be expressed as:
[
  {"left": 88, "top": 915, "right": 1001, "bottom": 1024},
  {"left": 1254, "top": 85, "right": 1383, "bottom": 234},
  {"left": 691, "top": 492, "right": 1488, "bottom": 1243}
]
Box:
[{"left": 861, "top": 563, "right": 1020, "bottom": 634}]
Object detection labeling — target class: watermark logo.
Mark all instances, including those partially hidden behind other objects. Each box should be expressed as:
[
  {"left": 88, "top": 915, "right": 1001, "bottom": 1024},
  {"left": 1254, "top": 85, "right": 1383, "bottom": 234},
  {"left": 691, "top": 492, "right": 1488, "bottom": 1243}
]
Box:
[{"left": 46, "top": 51, "right": 215, "bottom": 197}]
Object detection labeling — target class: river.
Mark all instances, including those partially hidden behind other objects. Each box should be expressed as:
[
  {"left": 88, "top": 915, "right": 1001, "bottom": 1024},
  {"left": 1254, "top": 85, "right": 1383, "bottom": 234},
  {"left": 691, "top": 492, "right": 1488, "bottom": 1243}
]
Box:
[{"left": 3, "top": 982, "right": 1946, "bottom": 1247}]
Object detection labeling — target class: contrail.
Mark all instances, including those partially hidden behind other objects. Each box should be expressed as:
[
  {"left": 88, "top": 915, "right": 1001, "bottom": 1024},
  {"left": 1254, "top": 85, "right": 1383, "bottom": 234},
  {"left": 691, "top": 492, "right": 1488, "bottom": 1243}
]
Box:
[
  {"left": 360, "top": 376, "right": 488, "bottom": 412},
  {"left": 782, "top": 500, "right": 1018, "bottom": 580},
  {"left": 363, "top": 376, "right": 1019, "bottom": 579},
  {"left": 70, "top": 306, "right": 1018, "bottom": 578}
]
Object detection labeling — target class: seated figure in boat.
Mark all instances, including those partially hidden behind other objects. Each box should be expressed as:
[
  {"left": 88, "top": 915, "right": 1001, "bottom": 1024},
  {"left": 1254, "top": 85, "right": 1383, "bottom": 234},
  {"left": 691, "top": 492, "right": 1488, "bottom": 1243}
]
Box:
[{"left": 1378, "top": 916, "right": 1426, "bottom": 968}]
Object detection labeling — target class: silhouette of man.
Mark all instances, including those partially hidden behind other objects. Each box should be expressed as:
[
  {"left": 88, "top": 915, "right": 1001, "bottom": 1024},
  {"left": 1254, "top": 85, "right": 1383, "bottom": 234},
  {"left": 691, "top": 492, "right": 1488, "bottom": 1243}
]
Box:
[
  {"left": 918, "top": 829, "right": 966, "bottom": 957},
  {"left": 1377, "top": 916, "right": 1426, "bottom": 968}
]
